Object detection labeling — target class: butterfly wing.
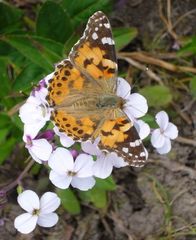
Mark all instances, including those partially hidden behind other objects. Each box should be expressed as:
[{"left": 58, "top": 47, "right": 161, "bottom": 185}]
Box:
[
  {"left": 46, "top": 11, "right": 147, "bottom": 166},
  {"left": 69, "top": 11, "right": 117, "bottom": 93},
  {"left": 47, "top": 59, "right": 110, "bottom": 141}
]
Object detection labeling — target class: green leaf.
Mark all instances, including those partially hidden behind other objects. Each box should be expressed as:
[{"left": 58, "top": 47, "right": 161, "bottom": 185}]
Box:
[
  {"left": 0, "top": 2, "right": 22, "bottom": 34},
  {"left": 57, "top": 189, "right": 81, "bottom": 214},
  {"left": 95, "top": 176, "right": 116, "bottom": 191},
  {"left": 0, "top": 113, "right": 11, "bottom": 128},
  {"left": 61, "top": 0, "right": 111, "bottom": 27},
  {"left": 88, "top": 188, "right": 107, "bottom": 208},
  {"left": 139, "top": 85, "right": 172, "bottom": 107},
  {"left": 3, "top": 35, "right": 53, "bottom": 71},
  {"left": 79, "top": 187, "right": 108, "bottom": 209},
  {"left": 0, "top": 128, "right": 10, "bottom": 143},
  {"left": 189, "top": 76, "right": 196, "bottom": 98},
  {"left": 141, "top": 114, "right": 157, "bottom": 128},
  {"left": 113, "top": 27, "right": 138, "bottom": 51},
  {"left": 0, "top": 137, "right": 16, "bottom": 165},
  {"left": 0, "top": 57, "right": 11, "bottom": 98},
  {"left": 13, "top": 63, "right": 44, "bottom": 91},
  {"left": 178, "top": 36, "right": 196, "bottom": 55},
  {"left": 36, "top": 1, "right": 72, "bottom": 43}
]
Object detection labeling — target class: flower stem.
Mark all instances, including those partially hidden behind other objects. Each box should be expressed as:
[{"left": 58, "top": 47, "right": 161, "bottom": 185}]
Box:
[{"left": 1, "top": 157, "right": 34, "bottom": 193}]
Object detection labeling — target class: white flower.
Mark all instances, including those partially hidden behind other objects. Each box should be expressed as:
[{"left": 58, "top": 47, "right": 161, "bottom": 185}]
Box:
[
  {"left": 81, "top": 140, "right": 128, "bottom": 179},
  {"left": 33, "top": 72, "right": 54, "bottom": 104},
  {"left": 116, "top": 77, "right": 148, "bottom": 122},
  {"left": 53, "top": 126, "right": 74, "bottom": 148},
  {"left": 24, "top": 135, "right": 52, "bottom": 164},
  {"left": 48, "top": 148, "right": 95, "bottom": 191},
  {"left": 134, "top": 119, "right": 150, "bottom": 140},
  {"left": 151, "top": 111, "right": 178, "bottom": 154},
  {"left": 19, "top": 95, "right": 51, "bottom": 138},
  {"left": 14, "top": 190, "right": 60, "bottom": 234}
]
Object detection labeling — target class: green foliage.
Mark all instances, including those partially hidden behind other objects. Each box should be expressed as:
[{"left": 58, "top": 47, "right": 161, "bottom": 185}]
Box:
[
  {"left": 0, "top": 2, "right": 22, "bottom": 34},
  {"left": 139, "top": 85, "right": 172, "bottom": 107},
  {"left": 178, "top": 36, "right": 196, "bottom": 55},
  {"left": 79, "top": 177, "right": 116, "bottom": 209},
  {"left": 57, "top": 189, "right": 81, "bottom": 214},
  {"left": 61, "top": 0, "right": 112, "bottom": 27},
  {"left": 113, "top": 27, "right": 138, "bottom": 51},
  {"left": 36, "top": 1, "right": 73, "bottom": 43}
]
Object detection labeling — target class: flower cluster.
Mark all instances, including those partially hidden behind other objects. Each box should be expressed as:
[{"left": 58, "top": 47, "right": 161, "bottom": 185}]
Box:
[{"left": 15, "top": 74, "right": 178, "bottom": 234}]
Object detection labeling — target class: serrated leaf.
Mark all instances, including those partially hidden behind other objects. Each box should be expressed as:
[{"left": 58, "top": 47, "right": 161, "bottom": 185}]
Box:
[
  {"left": 0, "top": 2, "right": 22, "bottom": 34},
  {"left": 3, "top": 35, "right": 53, "bottom": 71},
  {"left": 61, "top": 0, "right": 111, "bottom": 27},
  {"left": 95, "top": 176, "right": 116, "bottom": 191},
  {"left": 139, "top": 85, "right": 172, "bottom": 107},
  {"left": 36, "top": 1, "right": 72, "bottom": 43},
  {"left": 13, "top": 63, "right": 44, "bottom": 91},
  {"left": 57, "top": 189, "right": 81, "bottom": 214},
  {"left": 190, "top": 77, "right": 196, "bottom": 98},
  {"left": 113, "top": 27, "right": 138, "bottom": 51}
]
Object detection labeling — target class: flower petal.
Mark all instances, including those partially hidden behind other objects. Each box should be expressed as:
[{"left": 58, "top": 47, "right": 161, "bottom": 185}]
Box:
[
  {"left": 112, "top": 153, "right": 128, "bottom": 168},
  {"left": 48, "top": 148, "right": 74, "bottom": 174},
  {"left": 74, "top": 154, "right": 94, "bottom": 177},
  {"left": 81, "top": 140, "right": 102, "bottom": 156},
  {"left": 53, "top": 126, "right": 74, "bottom": 147},
  {"left": 164, "top": 122, "right": 178, "bottom": 139},
  {"left": 37, "top": 213, "right": 58, "bottom": 227},
  {"left": 155, "top": 111, "right": 169, "bottom": 130},
  {"left": 40, "top": 192, "right": 60, "bottom": 214},
  {"left": 24, "top": 122, "right": 46, "bottom": 139},
  {"left": 134, "top": 120, "right": 150, "bottom": 140},
  {"left": 29, "top": 139, "right": 52, "bottom": 161},
  {"left": 49, "top": 170, "right": 72, "bottom": 189},
  {"left": 156, "top": 138, "right": 171, "bottom": 154},
  {"left": 116, "top": 77, "right": 131, "bottom": 99},
  {"left": 71, "top": 177, "right": 95, "bottom": 191},
  {"left": 14, "top": 213, "right": 38, "bottom": 234},
  {"left": 17, "top": 190, "right": 40, "bottom": 212},
  {"left": 151, "top": 129, "right": 165, "bottom": 148},
  {"left": 93, "top": 154, "right": 113, "bottom": 178},
  {"left": 125, "top": 93, "right": 148, "bottom": 119}
]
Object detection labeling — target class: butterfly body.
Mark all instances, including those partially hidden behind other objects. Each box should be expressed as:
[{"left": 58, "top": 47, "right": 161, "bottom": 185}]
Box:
[{"left": 47, "top": 11, "right": 147, "bottom": 167}]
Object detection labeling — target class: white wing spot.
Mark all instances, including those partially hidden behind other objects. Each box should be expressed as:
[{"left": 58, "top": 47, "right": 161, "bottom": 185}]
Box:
[
  {"left": 92, "top": 32, "right": 98, "bottom": 40},
  {"left": 140, "top": 152, "right": 146, "bottom": 157},
  {"left": 122, "top": 147, "right": 128, "bottom": 153},
  {"left": 95, "top": 27, "right": 98, "bottom": 31},
  {"left": 101, "top": 37, "right": 114, "bottom": 45},
  {"left": 130, "top": 142, "right": 135, "bottom": 147},
  {"left": 135, "top": 140, "right": 141, "bottom": 146},
  {"left": 104, "top": 23, "right": 110, "bottom": 28},
  {"left": 99, "top": 23, "right": 103, "bottom": 27}
]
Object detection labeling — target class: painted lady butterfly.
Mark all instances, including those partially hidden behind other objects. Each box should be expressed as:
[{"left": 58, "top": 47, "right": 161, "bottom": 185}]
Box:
[{"left": 46, "top": 11, "right": 147, "bottom": 167}]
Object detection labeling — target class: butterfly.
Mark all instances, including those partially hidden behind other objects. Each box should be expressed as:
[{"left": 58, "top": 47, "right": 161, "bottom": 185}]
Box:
[{"left": 46, "top": 11, "right": 147, "bottom": 167}]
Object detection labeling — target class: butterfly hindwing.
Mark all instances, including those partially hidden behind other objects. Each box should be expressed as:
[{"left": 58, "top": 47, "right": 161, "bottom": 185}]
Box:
[{"left": 95, "top": 112, "right": 147, "bottom": 167}]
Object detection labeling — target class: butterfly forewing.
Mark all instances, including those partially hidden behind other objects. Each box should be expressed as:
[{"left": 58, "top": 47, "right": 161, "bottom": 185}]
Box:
[{"left": 69, "top": 11, "right": 118, "bottom": 93}]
